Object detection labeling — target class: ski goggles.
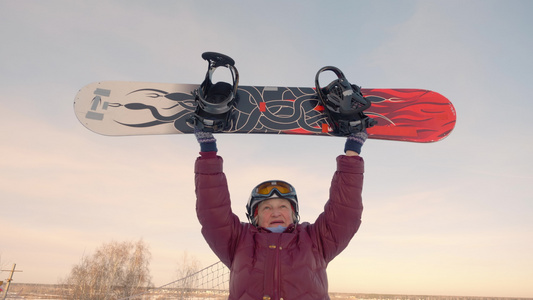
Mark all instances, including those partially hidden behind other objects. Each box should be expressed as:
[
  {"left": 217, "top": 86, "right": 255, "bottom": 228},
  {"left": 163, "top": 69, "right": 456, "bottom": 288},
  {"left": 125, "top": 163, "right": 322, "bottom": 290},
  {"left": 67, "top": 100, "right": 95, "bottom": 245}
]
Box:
[{"left": 251, "top": 180, "right": 297, "bottom": 201}]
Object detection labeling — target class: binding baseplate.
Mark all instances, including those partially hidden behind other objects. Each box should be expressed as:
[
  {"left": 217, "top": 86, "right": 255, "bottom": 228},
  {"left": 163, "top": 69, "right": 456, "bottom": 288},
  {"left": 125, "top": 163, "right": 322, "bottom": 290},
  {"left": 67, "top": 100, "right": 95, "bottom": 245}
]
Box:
[
  {"left": 315, "top": 66, "right": 377, "bottom": 135},
  {"left": 189, "top": 52, "right": 239, "bottom": 132}
]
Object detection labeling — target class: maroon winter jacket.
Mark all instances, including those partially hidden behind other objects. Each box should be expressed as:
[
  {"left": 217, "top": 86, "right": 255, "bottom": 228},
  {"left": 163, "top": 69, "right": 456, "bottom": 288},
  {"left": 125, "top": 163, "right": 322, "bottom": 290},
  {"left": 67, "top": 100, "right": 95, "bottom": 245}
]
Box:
[{"left": 195, "top": 152, "right": 364, "bottom": 300}]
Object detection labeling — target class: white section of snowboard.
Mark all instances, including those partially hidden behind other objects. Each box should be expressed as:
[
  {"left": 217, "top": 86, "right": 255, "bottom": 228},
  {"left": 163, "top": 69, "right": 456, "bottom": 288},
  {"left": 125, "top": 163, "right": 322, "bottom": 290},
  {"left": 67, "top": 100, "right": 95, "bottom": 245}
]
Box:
[{"left": 74, "top": 81, "right": 198, "bottom": 136}]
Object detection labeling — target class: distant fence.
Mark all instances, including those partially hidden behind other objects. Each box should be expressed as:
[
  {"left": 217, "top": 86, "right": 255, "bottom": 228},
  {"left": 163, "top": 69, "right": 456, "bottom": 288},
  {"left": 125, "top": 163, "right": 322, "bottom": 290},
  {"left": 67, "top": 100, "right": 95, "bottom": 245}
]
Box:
[{"left": 119, "top": 261, "right": 230, "bottom": 300}]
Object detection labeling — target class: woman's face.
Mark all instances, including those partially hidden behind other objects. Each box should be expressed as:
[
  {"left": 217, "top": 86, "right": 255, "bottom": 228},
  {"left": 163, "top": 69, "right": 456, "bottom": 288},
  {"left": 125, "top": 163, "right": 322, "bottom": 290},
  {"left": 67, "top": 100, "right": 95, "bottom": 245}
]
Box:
[{"left": 256, "top": 198, "right": 293, "bottom": 228}]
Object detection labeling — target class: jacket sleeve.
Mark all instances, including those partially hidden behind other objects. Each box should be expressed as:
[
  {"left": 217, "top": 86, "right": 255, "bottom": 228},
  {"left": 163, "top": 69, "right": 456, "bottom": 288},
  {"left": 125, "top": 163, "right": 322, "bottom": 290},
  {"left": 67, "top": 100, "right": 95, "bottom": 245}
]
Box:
[
  {"left": 312, "top": 154, "right": 364, "bottom": 263},
  {"left": 194, "top": 153, "right": 242, "bottom": 267}
]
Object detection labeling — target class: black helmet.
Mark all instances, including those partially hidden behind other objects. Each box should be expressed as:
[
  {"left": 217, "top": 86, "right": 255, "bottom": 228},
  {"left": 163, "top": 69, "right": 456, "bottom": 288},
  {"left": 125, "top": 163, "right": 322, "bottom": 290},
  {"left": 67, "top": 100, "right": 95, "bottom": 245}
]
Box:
[{"left": 246, "top": 180, "right": 299, "bottom": 226}]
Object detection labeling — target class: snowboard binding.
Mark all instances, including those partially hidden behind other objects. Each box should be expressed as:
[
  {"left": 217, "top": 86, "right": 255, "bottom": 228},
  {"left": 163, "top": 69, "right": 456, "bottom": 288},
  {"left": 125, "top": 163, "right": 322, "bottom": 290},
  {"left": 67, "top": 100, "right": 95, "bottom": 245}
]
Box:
[
  {"left": 189, "top": 52, "right": 239, "bottom": 132},
  {"left": 315, "top": 66, "right": 377, "bottom": 135}
]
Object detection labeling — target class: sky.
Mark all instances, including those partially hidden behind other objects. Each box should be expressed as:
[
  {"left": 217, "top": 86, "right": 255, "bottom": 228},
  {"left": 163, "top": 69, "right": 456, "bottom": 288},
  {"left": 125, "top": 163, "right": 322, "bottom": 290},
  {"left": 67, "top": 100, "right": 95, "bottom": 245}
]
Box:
[{"left": 1, "top": 0, "right": 532, "bottom": 298}]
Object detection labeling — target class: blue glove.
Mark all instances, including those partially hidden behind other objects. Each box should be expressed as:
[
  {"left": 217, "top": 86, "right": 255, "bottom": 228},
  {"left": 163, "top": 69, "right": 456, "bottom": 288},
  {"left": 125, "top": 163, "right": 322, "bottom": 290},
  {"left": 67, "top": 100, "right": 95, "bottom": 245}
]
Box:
[
  {"left": 344, "top": 131, "right": 367, "bottom": 154},
  {"left": 194, "top": 128, "right": 218, "bottom": 152}
]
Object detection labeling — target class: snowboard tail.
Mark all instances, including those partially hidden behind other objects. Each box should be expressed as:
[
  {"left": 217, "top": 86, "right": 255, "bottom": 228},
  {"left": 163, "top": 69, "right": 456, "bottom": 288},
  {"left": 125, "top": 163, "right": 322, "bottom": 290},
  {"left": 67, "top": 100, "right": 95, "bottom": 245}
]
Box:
[{"left": 74, "top": 81, "right": 455, "bottom": 143}]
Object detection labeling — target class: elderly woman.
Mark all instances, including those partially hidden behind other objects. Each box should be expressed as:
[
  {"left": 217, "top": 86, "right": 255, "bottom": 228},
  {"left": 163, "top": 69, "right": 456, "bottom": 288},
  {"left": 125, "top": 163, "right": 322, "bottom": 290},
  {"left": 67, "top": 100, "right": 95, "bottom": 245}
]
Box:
[{"left": 193, "top": 130, "right": 366, "bottom": 300}]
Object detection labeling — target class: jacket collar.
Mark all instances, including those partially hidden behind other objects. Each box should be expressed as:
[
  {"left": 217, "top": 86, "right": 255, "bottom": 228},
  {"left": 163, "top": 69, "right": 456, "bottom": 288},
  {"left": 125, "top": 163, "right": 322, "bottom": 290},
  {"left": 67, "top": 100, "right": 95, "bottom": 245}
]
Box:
[{"left": 258, "top": 223, "right": 296, "bottom": 233}]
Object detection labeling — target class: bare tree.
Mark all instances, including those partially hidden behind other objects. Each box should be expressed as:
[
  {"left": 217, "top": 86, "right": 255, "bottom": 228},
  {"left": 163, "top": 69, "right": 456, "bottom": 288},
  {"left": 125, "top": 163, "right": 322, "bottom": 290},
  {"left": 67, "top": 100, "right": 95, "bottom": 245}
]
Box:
[
  {"left": 61, "top": 239, "right": 152, "bottom": 300},
  {"left": 175, "top": 251, "right": 200, "bottom": 299}
]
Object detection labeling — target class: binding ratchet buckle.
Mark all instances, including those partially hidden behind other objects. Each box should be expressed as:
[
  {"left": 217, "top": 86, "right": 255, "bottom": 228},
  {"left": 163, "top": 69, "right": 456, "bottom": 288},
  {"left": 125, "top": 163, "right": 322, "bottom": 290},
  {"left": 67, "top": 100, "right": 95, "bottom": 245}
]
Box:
[
  {"left": 189, "top": 52, "right": 239, "bottom": 132},
  {"left": 315, "top": 66, "right": 376, "bottom": 135}
]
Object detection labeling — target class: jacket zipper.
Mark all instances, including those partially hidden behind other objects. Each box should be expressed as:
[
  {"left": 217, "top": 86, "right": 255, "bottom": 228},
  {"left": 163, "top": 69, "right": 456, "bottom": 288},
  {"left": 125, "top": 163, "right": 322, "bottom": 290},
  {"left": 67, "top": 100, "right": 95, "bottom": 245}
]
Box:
[{"left": 274, "top": 234, "right": 281, "bottom": 299}]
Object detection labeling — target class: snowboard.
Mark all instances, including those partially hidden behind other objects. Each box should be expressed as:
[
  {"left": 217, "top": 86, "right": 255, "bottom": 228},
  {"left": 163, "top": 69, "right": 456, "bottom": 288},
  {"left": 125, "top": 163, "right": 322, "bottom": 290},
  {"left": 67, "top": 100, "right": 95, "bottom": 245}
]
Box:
[{"left": 74, "top": 81, "right": 455, "bottom": 143}]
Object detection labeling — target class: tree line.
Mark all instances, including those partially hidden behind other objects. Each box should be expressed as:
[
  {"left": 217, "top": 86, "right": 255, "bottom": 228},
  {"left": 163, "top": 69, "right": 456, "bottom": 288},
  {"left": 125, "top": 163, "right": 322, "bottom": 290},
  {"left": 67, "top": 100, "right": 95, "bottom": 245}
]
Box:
[{"left": 59, "top": 239, "right": 198, "bottom": 300}]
